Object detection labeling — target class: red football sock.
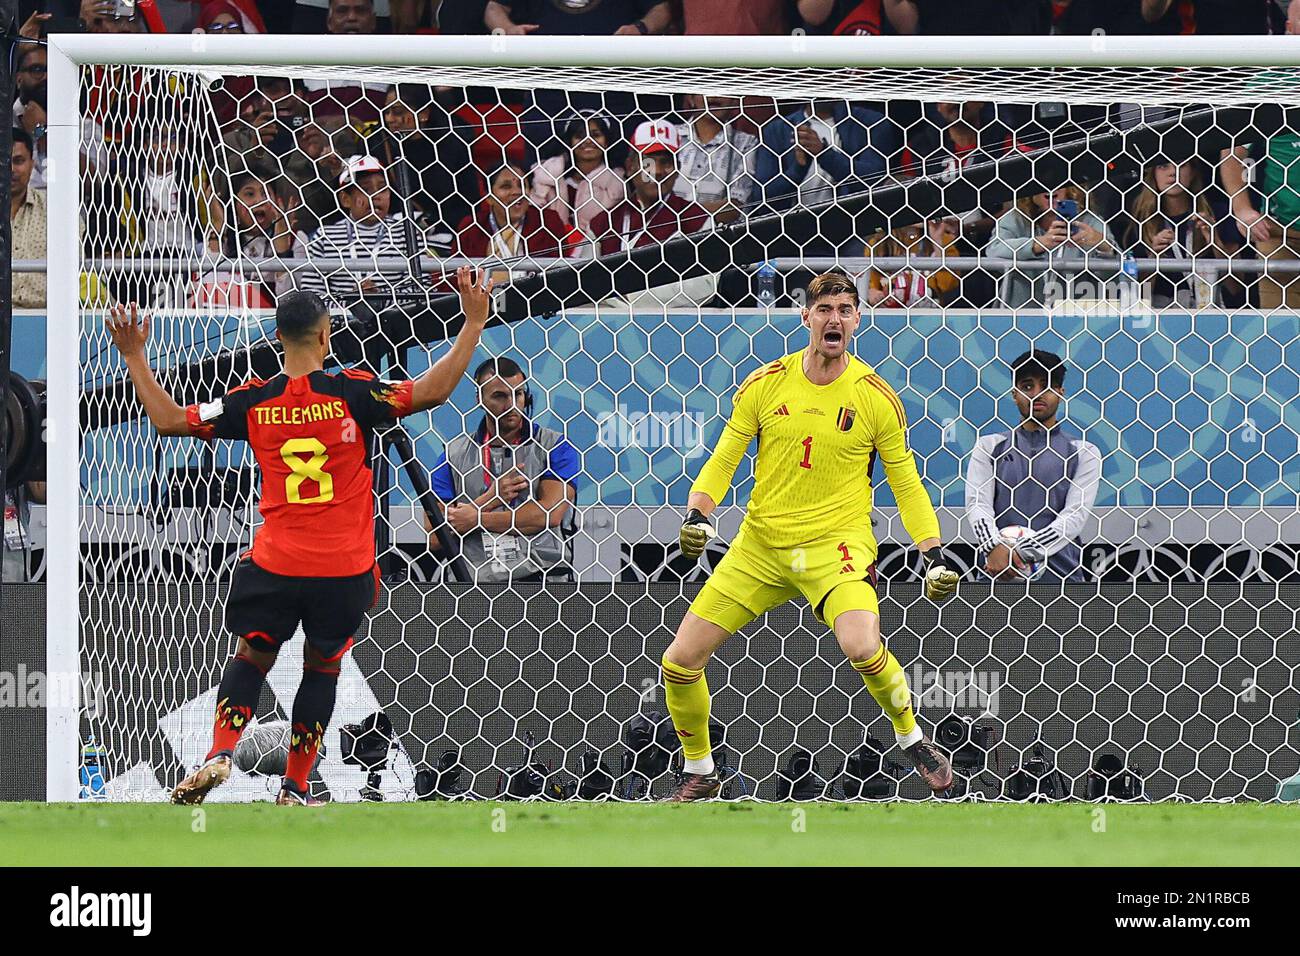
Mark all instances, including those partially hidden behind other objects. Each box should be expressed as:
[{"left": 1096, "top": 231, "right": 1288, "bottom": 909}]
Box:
[
  {"left": 283, "top": 667, "right": 338, "bottom": 793},
  {"left": 206, "top": 653, "right": 267, "bottom": 761}
]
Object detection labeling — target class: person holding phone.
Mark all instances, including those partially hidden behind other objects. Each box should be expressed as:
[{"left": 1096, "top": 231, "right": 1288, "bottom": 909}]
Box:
[
  {"left": 987, "top": 184, "right": 1116, "bottom": 308},
  {"left": 755, "top": 99, "right": 895, "bottom": 214},
  {"left": 1056, "top": 198, "right": 1080, "bottom": 234}
]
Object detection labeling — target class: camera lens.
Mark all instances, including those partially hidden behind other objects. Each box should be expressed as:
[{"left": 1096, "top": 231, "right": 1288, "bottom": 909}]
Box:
[
  {"left": 1095, "top": 753, "right": 1123, "bottom": 776},
  {"left": 4, "top": 373, "right": 46, "bottom": 489},
  {"left": 936, "top": 714, "right": 970, "bottom": 749},
  {"left": 788, "top": 751, "right": 811, "bottom": 778}
]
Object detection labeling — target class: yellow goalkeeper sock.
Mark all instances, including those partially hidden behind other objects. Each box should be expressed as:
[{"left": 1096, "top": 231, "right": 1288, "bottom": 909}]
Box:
[
  {"left": 662, "top": 654, "right": 712, "bottom": 766},
  {"left": 852, "top": 645, "right": 920, "bottom": 744}
]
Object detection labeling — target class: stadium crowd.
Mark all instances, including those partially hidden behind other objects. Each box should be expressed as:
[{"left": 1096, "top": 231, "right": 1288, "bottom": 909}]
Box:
[
  {"left": 11, "top": 0, "right": 1300, "bottom": 314},
  {"left": 5, "top": 0, "right": 1298, "bottom": 584}
]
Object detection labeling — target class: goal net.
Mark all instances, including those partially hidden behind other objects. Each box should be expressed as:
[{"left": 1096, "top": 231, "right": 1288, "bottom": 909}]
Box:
[{"left": 45, "top": 34, "right": 1300, "bottom": 803}]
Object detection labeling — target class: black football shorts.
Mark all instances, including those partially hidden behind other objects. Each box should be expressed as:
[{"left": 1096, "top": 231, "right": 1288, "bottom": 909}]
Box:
[{"left": 224, "top": 555, "right": 381, "bottom": 662}]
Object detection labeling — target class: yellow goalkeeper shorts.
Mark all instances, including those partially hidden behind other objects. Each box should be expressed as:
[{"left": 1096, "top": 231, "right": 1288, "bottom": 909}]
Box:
[{"left": 688, "top": 524, "right": 879, "bottom": 633}]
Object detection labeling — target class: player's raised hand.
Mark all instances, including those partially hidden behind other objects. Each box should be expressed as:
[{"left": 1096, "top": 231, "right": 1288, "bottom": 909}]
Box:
[
  {"left": 679, "top": 508, "right": 716, "bottom": 560},
  {"left": 456, "top": 266, "right": 494, "bottom": 331},
  {"left": 922, "top": 546, "right": 959, "bottom": 602},
  {"left": 106, "top": 303, "right": 151, "bottom": 358}
]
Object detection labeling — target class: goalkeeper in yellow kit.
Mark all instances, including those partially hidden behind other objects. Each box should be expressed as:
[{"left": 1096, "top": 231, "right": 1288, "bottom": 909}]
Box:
[{"left": 662, "top": 272, "right": 959, "bottom": 800}]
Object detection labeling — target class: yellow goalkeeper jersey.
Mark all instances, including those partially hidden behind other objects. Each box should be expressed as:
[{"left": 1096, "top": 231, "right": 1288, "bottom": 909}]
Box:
[{"left": 691, "top": 350, "right": 941, "bottom": 549}]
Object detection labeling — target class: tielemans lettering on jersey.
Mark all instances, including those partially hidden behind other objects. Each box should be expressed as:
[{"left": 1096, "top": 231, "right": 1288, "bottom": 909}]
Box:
[
  {"left": 185, "top": 369, "right": 414, "bottom": 577},
  {"left": 691, "top": 351, "right": 940, "bottom": 549}
]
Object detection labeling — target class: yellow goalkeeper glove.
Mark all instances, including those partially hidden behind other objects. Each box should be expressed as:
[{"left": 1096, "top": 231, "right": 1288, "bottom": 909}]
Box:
[
  {"left": 679, "top": 508, "right": 716, "bottom": 560},
  {"left": 922, "top": 547, "right": 959, "bottom": 602}
]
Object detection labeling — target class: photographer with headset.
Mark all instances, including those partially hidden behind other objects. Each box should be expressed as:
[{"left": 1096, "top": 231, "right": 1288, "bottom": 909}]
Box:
[{"left": 424, "top": 358, "right": 580, "bottom": 583}]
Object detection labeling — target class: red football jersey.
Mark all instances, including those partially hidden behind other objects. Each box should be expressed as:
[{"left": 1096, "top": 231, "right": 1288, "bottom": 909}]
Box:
[{"left": 186, "top": 369, "right": 414, "bottom": 577}]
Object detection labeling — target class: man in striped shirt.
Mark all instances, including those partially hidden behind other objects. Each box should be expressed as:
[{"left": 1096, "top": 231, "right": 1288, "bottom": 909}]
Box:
[
  {"left": 965, "top": 349, "right": 1102, "bottom": 582},
  {"left": 297, "top": 154, "right": 419, "bottom": 310}
]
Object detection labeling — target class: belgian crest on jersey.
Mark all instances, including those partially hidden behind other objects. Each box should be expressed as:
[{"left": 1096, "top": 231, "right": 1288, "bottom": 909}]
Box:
[{"left": 836, "top": 407, "right": 856, "bottom": 432}]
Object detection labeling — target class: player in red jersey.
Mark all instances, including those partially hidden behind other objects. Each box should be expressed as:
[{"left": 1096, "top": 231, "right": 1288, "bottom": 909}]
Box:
[{"left": 106, "top": 266, "right": 493, "bottom": 805}]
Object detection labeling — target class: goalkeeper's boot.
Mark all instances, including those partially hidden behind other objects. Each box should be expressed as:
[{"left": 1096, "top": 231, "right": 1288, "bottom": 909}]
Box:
[
  {"left": 171, "top": 754, "right": 232, "bottom": 805},
  {"left": 903, "top": 738, "right": 954, "bottom": 794},
  {"left": 665, "top": 771, "right": 722, "bottom": 802},
  {"left": 276, "top": 784, "right": 325, "bottom": 807}
]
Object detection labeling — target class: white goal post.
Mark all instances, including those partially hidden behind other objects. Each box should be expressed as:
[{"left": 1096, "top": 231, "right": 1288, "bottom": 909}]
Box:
[{"left": 43, "top": 33, "right": 1300, "bottom": 803}]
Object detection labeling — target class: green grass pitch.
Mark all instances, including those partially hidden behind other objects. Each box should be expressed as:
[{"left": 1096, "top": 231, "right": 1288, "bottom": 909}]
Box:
[{"left": 2, "top": 802, "right": 1297, "bottom": 866}]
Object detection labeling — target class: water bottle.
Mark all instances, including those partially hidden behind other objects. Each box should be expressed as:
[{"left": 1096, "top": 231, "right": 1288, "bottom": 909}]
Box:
[
  {"left": 1121, "top": 249, "right": 1139, "bottom": 283},
  {"left": 755, "top": 261, "right": 777, "bottom": 308},
  {"left": 80, "top": 736, "right": 108, "bottom": 800},
  {"left": 1192, "top": 264, "right": 1217, "bottom": 310},
  {"left": 1120, "top": 249, "right": 1142, "bottom": 321}
]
